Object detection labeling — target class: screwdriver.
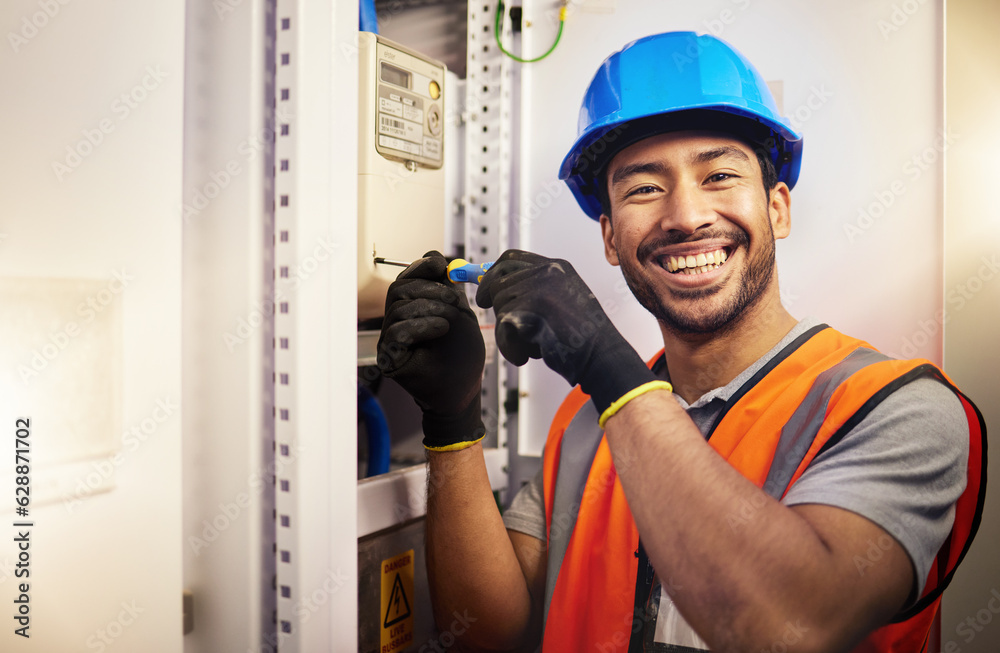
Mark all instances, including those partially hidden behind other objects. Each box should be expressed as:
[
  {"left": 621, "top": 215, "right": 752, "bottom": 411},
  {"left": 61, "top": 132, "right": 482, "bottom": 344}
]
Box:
[{"left": 374, "top": 256, "right": 494, "bottom": 284}]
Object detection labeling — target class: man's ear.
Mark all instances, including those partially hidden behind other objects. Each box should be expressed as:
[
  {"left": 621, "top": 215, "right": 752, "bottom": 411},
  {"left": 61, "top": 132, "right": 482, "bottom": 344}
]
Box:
[
  {"left": 600, "top": 214, "right": 620, "bottom": 265},
  {"left": 769, "top": 182, "right": 791, "bottom": 240}
]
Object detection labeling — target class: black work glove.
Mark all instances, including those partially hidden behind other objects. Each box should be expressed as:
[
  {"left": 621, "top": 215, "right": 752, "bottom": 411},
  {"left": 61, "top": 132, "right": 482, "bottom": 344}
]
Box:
[
  {"left": 377, "top": 251, "right": 487, "bottom": 451},
  {"left": 476, "top": 249, "right": 659, "bottom": 420}
]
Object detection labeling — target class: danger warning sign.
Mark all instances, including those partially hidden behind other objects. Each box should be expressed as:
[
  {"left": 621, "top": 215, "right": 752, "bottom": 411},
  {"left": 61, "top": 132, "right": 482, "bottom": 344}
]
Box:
[{"left": 380, "top": 550, "right": 414, "bottom": 653}]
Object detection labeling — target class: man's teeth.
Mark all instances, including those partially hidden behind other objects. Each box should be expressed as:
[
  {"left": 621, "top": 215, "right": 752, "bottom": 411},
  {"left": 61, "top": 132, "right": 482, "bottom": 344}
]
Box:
[{"left": 664, "top": 249, "right": 728, "bottom": 275}]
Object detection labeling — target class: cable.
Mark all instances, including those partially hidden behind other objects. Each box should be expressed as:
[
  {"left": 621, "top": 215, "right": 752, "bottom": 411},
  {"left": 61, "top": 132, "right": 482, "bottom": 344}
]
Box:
[
  {"left": 494, "top": 1, "right": 565, "bottom": 64},
  {"left": 359, "top": 0, "right": 378, "bottom": 34},
  {"left": 358, "top": 383, "right": 390, "bottom": 477}
]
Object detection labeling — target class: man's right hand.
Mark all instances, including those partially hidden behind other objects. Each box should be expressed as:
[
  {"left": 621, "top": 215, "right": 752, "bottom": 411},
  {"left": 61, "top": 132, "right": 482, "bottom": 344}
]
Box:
[{"left": 376, "top": 251, "right": 487, "bottom": 451}]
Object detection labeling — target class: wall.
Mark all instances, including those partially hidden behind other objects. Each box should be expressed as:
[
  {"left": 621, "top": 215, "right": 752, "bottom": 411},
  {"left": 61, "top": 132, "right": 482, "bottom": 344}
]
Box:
[
  {"left": 941, "top": 1, "right": 1000, "bottom": 650},
  {"left": 0, "top": 0, "right": 184, "bottom": 650}
]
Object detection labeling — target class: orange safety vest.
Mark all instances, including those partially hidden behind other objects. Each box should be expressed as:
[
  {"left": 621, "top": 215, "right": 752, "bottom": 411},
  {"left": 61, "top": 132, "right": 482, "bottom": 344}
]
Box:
[{"left": 541, "top": 325, "right": 986, "bottom": 653}]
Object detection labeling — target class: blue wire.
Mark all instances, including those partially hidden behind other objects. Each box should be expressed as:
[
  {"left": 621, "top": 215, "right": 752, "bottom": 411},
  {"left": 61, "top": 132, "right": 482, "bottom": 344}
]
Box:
[
  {"left": 358, "top": 384, "right": 391, "bottom": 476},
  {"left": 359, "top": 0, "right": 379, "bottom": 34}
]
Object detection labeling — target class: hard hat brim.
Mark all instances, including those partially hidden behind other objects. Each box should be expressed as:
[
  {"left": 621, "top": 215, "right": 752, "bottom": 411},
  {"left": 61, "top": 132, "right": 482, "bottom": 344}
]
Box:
[{"left": 559, "top": 105, "right": 803, "bottom": 220}]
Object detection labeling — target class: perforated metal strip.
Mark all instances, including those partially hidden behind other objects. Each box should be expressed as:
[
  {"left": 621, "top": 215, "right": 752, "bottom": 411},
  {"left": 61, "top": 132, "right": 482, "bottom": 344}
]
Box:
[
  {"left": 273, "top": 1, "right": 298, "bottom": 650},
  {"left": 261, "top": 0, "right": 280, "bottom": 649},
  {"left": 466, "top": 2, "right": 513, "bottom": 457}
]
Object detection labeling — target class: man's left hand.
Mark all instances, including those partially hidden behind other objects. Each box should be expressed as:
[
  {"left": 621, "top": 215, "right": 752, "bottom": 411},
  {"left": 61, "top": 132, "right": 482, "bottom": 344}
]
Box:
[{"left": 476, "top": 249, "right": 656, "bottom": 416}]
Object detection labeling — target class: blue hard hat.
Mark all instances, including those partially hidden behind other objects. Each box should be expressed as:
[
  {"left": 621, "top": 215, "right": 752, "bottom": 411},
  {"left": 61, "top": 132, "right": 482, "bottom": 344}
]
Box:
[{"left": 559, "top": 31, "right": 803, "bottom": 220}]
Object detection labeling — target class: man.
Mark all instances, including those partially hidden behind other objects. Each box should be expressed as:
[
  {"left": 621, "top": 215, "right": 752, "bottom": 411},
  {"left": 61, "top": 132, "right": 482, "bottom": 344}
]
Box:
[{"left": 377, "top": 32, "right": 985, "bottom": 652}]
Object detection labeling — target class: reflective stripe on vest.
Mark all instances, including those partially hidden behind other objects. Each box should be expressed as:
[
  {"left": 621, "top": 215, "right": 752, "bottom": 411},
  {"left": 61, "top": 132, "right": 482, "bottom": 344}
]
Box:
[
  {"left": 543, "top": 399, "right": 602, "bottom": 624},
  {"left": 540, "top": 325, "right": 987, "bottom": 652}
]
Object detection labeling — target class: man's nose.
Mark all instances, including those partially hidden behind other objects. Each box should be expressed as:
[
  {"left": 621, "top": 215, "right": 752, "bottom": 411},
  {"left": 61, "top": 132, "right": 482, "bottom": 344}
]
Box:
[{"left": 658, "top": 183, "right": 718, "bottom": 235}]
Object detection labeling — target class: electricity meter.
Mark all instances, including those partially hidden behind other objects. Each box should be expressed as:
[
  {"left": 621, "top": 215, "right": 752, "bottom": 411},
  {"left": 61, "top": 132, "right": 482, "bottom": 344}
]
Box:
[{"left": 357, "top": 32, "right": 447, "bottom": 320}]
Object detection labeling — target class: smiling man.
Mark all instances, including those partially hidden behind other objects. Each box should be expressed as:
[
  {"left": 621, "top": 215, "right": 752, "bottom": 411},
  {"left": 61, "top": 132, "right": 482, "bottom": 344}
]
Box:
[{"left": 377, "top": 32, "right": 986, "bottom": 653}]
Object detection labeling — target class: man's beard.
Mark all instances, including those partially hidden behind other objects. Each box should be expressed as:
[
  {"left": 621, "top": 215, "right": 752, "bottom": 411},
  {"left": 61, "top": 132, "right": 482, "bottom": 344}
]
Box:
[{"left": 619, "top": 222, "right": 777, "bottom": 336}]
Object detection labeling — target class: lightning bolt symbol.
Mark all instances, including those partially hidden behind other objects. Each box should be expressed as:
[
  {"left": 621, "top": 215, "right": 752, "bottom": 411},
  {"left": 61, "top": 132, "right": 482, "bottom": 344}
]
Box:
[{"left": 393, "top": 588, "right": 401, "bottom": 614}]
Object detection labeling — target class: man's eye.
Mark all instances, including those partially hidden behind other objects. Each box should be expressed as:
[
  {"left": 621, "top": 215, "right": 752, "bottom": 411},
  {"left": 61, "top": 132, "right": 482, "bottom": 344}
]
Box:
[
  {"left": 626, "top": 185, "right": 659, "bottom": 197},
  {"left": 706, "top": 173, "right": 734, "bottom": 183}
]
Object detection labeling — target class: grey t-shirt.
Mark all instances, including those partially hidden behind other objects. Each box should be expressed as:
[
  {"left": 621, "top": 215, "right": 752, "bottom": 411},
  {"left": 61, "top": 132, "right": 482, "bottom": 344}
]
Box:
[{"left": 502, "top": 317, "right": 969, "bottom": 642}]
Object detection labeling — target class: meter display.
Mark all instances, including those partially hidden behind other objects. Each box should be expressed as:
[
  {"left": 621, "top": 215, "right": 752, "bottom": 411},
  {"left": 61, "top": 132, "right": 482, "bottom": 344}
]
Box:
[{"left": 380, "top": 62, "right": 410, "bottom": 88}]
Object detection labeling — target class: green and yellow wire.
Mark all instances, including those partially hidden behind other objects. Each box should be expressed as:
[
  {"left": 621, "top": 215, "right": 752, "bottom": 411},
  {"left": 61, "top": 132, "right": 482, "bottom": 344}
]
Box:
[{"left": 494, "top": 1, "right": 566, "bottom": 63}]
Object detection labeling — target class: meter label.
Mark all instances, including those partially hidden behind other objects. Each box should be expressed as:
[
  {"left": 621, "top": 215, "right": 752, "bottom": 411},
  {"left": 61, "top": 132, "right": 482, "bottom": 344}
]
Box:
[
  {"left": 422, "top": 137, "right": 441, "bottom": 160},
  {"left": 379, "top": 135, "right": 421, "bottom": 157},
  {"left": 379, "top": 97, "right": 404, "bottom": 118},
  {"left": 402, "top": 104, "right": 423, "bottom": 124},
  {"left": 379, "top": 115, "right": 422, "bottom": 144}
]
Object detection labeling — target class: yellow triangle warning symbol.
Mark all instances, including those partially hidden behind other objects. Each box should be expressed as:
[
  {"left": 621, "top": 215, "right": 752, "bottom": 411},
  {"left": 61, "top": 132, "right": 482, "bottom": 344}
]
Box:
[{"left": 383, "top": 572, "right": 411, "bottom": 628}]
